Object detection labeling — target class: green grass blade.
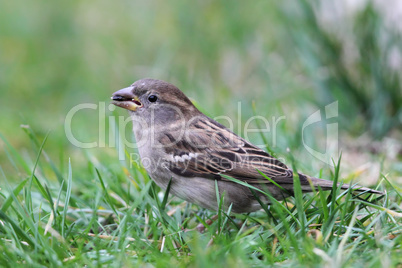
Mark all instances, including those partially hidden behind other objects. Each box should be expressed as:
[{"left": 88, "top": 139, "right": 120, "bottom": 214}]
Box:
[
  {"left": 292, "top": 172, "right": 307, "bottom": 236},
  {"left": 381, "top": 174, "right": 401, "bottom": 199},
  {"left": 95, "top": 167, "right": 119, "bottom": 217},
  {"left": 161, "top": 178, "right": 172, "bottom": 210},
  {"left": 62, "top": 159, "right": 73, "bottom": 237},
  {"left": 330, "top": 154, "right": 342, "bottom": 214},
  {"left": 1, "top": 177, "right": 28, "bottom": 213}
]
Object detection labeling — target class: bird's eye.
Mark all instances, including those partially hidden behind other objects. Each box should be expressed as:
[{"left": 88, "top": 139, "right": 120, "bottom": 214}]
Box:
[{"left": 148, "top": 95, "right": 158, "bottom": 102}]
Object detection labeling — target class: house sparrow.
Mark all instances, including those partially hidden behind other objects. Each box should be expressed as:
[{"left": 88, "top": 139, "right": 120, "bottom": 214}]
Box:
[{"left": 111, "top": 78, "right": 383, "bottom": 213}]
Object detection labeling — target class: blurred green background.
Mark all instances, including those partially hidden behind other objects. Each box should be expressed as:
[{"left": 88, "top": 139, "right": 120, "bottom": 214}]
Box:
[{"left": 1, "top": 0, "right": 401, "bottom": 182}]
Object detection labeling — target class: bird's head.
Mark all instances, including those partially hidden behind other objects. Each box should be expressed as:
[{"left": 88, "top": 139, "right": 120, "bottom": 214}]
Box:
[{"left": 112, "top": 79, "right": 199, "bottom": 125}]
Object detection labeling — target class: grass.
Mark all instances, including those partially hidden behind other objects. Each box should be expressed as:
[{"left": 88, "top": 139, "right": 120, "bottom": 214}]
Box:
[
  {"left": 1, "top": 0, "right": 401, "bottom": 267},
  {"left": 0, "top": 126, "right": 401, "bottom": 267}
]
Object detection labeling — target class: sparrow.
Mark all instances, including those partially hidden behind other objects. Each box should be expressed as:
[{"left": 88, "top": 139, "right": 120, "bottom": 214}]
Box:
[{"left": 111, "top": 78, "right": 383, "bottom": 213}]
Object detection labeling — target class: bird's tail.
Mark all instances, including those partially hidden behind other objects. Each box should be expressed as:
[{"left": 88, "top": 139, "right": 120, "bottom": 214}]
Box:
[{"left": 297, "top": 173, "right": 384, "bottom": 195}]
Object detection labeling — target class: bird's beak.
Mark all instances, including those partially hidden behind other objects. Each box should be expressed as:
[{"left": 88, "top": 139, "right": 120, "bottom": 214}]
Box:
[{"left": 111, "top": 87, "right": 142, "bottom": 111}]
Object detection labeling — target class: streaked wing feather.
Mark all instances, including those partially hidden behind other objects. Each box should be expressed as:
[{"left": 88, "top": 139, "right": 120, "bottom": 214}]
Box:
[{"left": 161, "top": 116, "right": 295, "bottom": 184}]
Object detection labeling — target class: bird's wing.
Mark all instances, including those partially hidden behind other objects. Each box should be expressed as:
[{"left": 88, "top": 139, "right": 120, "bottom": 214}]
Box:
[{"left": 160, "top": 116, "right": 296, "bottom": 184}]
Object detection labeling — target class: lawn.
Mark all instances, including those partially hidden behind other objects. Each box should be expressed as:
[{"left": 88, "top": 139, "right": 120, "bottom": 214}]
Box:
[{"left": 0, "top": 1, "right": 401, "bottom": 267}]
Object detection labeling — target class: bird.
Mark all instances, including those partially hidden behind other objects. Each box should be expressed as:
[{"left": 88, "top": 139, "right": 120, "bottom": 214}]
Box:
[{"left": 111, "top": 78, "right": 383, "bottom": 213}]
